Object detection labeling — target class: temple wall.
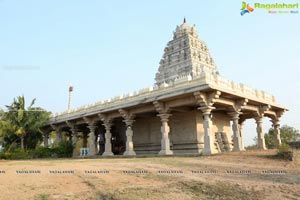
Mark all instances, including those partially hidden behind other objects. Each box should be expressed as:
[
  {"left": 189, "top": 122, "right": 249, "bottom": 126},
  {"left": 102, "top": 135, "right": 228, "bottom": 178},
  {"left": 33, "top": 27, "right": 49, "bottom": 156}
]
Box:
[
  {"left": 169, "top": 111, "right": 200, "bottom": 154},
  {"left": 133, "top": 116, "right": 161, "bottom": 154},
  {"left": 132, "top": 111, "right": 231, "bottom": 155},
  {"left": 212, "top": 113, "right": 232, "bottom": 151},
  {"left": 133, "top": 111, "right": 200, "bottom": 155},
  {"left": 212, "top": 113, "right": 231, "bottom": 137}
]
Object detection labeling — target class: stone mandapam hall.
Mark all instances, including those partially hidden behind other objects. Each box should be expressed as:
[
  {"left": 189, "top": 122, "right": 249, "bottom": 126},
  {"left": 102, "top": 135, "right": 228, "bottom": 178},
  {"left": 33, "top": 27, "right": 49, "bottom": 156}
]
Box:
[{"left": 42, "top": 19, "right": 287, "bottom": 157}]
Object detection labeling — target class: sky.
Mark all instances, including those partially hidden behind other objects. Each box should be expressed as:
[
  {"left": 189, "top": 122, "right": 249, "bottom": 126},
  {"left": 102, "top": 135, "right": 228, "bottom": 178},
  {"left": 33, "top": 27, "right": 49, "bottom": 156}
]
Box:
[{"left": 0, "top": 0, "right": 299, "bottom": 146}]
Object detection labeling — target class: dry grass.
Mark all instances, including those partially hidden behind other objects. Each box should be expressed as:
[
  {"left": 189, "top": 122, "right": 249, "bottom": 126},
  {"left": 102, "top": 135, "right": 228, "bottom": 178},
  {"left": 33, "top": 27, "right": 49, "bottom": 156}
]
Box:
[{"left": 0, "top": 150, "right": 299, "bottom": 200}]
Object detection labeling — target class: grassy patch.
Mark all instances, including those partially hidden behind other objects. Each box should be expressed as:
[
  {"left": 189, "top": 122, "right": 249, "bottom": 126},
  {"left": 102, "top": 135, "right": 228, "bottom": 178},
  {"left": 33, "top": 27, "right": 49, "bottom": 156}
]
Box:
[
  {"left": 142, "top": 172, "right": 177, "bottom": 182},
  {"left": 96, "top": 192, "right": 120, "bottom": 200},
  {"left": 37, "top": 194, "right": 49, "bottom": 200},
  {"left": 178, "top": 180, "right": 263, "bottom": 200},
  {"left": 92, "top": 180, "right": 263, "bottom": 200},
  {"left": 105, "top": 186, "right": 172, "bottom": 200}
]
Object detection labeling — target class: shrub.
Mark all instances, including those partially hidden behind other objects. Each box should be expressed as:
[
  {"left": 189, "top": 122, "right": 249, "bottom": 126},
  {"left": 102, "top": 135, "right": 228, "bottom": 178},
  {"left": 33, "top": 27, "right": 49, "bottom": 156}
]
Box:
[
  {"left": 0, "top": 152, "right": 6, "bottom": 159},
  {"left": 32, "top": 147, "right": 53, "bottom": 158},
  {"left": 277, "top": 143, "right": 293, "bottom": 160},
  {"left": 1, "top": 149, "right": 32, "bottom": 160},
  {"left": 33, "top": 141, "right": 73, "bottom": 158},
  {"left": 287, "top": 141, "right": 300, "bottom": 149},
  {"left": 0, "top": 141, "right": 74, "bottom": 160},
  {"left": 245, "top": 144, "right": 257, "bottom": 151},
  {"left": 53, "top": 141, "right": 73, "bottom": 158}
]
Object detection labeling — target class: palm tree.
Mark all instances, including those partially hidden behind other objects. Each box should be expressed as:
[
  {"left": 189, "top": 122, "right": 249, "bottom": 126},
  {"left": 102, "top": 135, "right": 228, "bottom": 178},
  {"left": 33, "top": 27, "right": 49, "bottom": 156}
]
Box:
[{"left": 1, "top": 96, "right": 50, "bottom": 150}]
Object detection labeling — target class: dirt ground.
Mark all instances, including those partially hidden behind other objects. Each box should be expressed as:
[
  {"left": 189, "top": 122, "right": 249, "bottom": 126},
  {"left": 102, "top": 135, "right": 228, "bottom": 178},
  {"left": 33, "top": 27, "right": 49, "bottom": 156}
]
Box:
[{"left": 0, "top": 150, "right": 299, "bottom": 200}]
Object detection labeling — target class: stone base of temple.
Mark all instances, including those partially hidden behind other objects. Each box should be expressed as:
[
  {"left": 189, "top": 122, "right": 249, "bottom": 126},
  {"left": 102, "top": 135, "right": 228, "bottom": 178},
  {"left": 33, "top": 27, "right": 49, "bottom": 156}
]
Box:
[
  {"left": 102, "top": 152, "right": 114, "bottom": 157},
  {"left": 123, "top": 151, "right": 136, "bottom": 156}
]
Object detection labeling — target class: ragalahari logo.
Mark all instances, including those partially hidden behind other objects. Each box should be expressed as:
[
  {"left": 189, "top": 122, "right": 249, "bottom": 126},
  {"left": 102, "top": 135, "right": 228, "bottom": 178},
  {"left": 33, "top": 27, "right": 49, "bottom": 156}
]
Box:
[{"left": 240, "top": 2, "right": 254, "bottom": 15}]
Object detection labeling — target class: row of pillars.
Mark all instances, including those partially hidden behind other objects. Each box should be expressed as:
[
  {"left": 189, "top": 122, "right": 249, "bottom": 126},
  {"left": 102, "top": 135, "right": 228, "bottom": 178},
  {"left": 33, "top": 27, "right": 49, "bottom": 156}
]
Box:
[
  {"left": 200, "top": 106, "right": 282, "bottom": 155},
  {"left": 48, "top": 112, "right": 174, "bottom": 156},
  {"left": 47, "top": 107, "right": 282, "bottom": 157}
]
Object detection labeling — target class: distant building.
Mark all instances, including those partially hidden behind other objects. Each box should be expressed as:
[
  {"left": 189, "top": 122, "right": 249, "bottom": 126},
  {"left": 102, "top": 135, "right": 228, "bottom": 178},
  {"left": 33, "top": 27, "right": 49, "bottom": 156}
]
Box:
[{"left": 43, "top": 19, "right": 287, "bottom": 156}]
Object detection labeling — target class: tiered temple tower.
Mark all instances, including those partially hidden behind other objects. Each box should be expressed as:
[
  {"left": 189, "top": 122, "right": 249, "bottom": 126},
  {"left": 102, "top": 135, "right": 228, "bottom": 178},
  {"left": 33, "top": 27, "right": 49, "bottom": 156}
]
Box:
[{"left": 155, "top": 18, "right": 219, "bottom": 86}]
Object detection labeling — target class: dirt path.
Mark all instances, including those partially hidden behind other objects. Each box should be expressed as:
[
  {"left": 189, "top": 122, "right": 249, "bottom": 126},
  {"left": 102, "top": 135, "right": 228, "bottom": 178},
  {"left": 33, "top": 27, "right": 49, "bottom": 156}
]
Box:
[{"left": 0, "top": 150, "right": 299, "bottom": 200}]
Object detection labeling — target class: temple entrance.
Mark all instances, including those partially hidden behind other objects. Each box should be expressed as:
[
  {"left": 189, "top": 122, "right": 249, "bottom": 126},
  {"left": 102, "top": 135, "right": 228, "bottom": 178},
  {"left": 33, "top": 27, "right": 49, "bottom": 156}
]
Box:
[{"left": 111, "top": 118, "right": 126, "bottom": 155}]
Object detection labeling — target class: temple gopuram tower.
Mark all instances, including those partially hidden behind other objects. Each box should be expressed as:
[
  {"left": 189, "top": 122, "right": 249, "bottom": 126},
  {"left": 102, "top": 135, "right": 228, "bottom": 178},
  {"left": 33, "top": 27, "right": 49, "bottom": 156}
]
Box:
[{"left": 155, "top": 18, "right": 219, "bottom": 86}]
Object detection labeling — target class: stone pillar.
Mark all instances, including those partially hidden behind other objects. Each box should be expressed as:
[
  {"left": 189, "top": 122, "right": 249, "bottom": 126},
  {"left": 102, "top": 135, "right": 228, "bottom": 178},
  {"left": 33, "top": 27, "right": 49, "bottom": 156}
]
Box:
[
  {"left": 158, "top": 113, "right": 173, "bottom": 155},
  {"left": 199, "top": 107, "right": 217, "bottom": 155},
  {"left": 43, "top": 132, "right": 49, "bottom": 147},
  {"left": 70, "top": 128, "right": 78, "bottom": 157},
  {"left": 255, "top": 117, "right": 266, "bottom": 150},
  {"left": 102, "top": 122, "right": 114, "bottom": 156},
  {"left": 229, "top": 112, "right": 243, "bottom": 152},
  {"left": 96, "top": 133, "right": 100, "bottom": 154},
  {"left": 239, "top": 122, "right": 245, "bottom": 151},
  {"left": 56, "top": 129, "right": 62, "bottom": 145},
  {"left": 87, "top": 125, "right": 97, "bottom": 156},
  {"left": 123, "top": 120, "right": 136, "bottom": 156},
  {"left": 273, "top": 120, "right": 282, "bottom": 148},
  {"left": 67, "top": 121, "right": 79, "bottom": 157}
]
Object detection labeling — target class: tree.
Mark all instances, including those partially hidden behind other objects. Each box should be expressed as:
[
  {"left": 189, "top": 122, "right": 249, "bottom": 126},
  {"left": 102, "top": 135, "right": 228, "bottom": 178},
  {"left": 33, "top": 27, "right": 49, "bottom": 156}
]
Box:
[
  {"left": 0, "top": 109, "right": 5, "bottom": 150},
  {"left": 264, "top": 125, "right": 300, "bottom": 149},
  {"left": 264, "top": 128, "right": 275, "bottom": 149},
  {"left": 280, "top": 125, "right": 300, "bottom": 143},
  {"left": 0, "top": 96, "right": 51, "bottom": 150}
]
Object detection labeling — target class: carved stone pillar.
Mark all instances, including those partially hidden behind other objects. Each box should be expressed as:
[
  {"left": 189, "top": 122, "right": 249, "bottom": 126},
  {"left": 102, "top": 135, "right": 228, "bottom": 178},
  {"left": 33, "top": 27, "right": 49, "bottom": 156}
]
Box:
[
  {"left": 98, "top": 114, "right": 114, "bottom": 156},
  {"left": 123, "top": 119, "right": 136, "bottom": 156},
  {"left": 43, "top": 132, "right": 49, "bottom": 147},
  {"left": 228, "top": 112, "right": 243, "bottom": 152},
  {"left": 158, "top": 113, "right": 173, "bottom": 155},
  {"left": 87, "top": 125, "right": 97, "bottom": 156},
  {"left": 102, "top": 121, "right": 114, "bottom": 156},
  {"left": 272, "top": 120, "right": 282, "bottom": 148},
  {"left": 71, "top": 129, "right": 78, "bottom": 157},
  {"left": 119, "top": 109, "right": 136, "bottom": 156},
  {"left": 153, "top": 101, "right": 173, "bottom": 155},
  {"left": 239, "top": 121, "right": 245, "bottom": 151},
  {"left": 57, "top": 132, "right": 62, "bottom": 144},
  {"left": 255, "top": 117, "right": 266, "bottom": 150},
  {"left": 66, "top": 121, "right": 78, "bottom": 157},
  {"left": 199, "top": 107, "right": 217, "bottom": 155},
  {"left": 51, "top": 125, "right": 62, "bottom": 145},
  {"left": 194, "top": 91, "right": 221, "bottom": 155},
  {"left": 84, "top": 117, "right": 98, "bottom": 156}
]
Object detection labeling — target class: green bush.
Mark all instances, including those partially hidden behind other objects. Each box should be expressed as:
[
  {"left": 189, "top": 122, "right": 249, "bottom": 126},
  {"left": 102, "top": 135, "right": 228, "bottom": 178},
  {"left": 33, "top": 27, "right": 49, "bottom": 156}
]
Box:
[
  {"left": 287, "top": 141, "right": 300, "bottom": 149},
  {"left": 0, "top": 152, "right": 6, "bottom": 159},
  {"left": 53, "top": 141, "right": 73, "bottom": 158},
  {"left": 0, "top": 141, "right": 74, "bottom": 160},
  {"left": 0, "top": 149, "right": 32, "bottom": 160},
  {"left": 32, "top": 147, "right": 53, "bottom": 158},
  {"left": 245, "top": 144, "right": 257, "bottom": 151},
  {"left": 277, "top": 143, "right": 293, "bottom": 160}
]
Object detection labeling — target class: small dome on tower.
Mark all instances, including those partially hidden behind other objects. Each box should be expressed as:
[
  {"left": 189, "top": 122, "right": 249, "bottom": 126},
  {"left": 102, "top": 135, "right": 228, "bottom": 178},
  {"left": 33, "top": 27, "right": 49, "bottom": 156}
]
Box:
[{"left": 179, "top": 17, "right": 191, "bottom": 31}]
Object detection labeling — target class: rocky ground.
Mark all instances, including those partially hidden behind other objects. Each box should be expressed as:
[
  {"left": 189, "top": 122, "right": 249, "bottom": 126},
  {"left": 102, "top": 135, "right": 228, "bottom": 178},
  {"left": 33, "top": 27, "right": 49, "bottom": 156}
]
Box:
[{"left": 0, "top": 150, "right": 299, "bottom": 200}]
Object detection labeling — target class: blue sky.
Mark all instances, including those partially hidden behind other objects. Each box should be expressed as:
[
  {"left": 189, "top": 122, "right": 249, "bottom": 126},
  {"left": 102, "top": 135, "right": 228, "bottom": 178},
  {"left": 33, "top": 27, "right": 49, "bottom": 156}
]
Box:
[{"left": 1, "top": 0, "right": 299, "bottom": 146}]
